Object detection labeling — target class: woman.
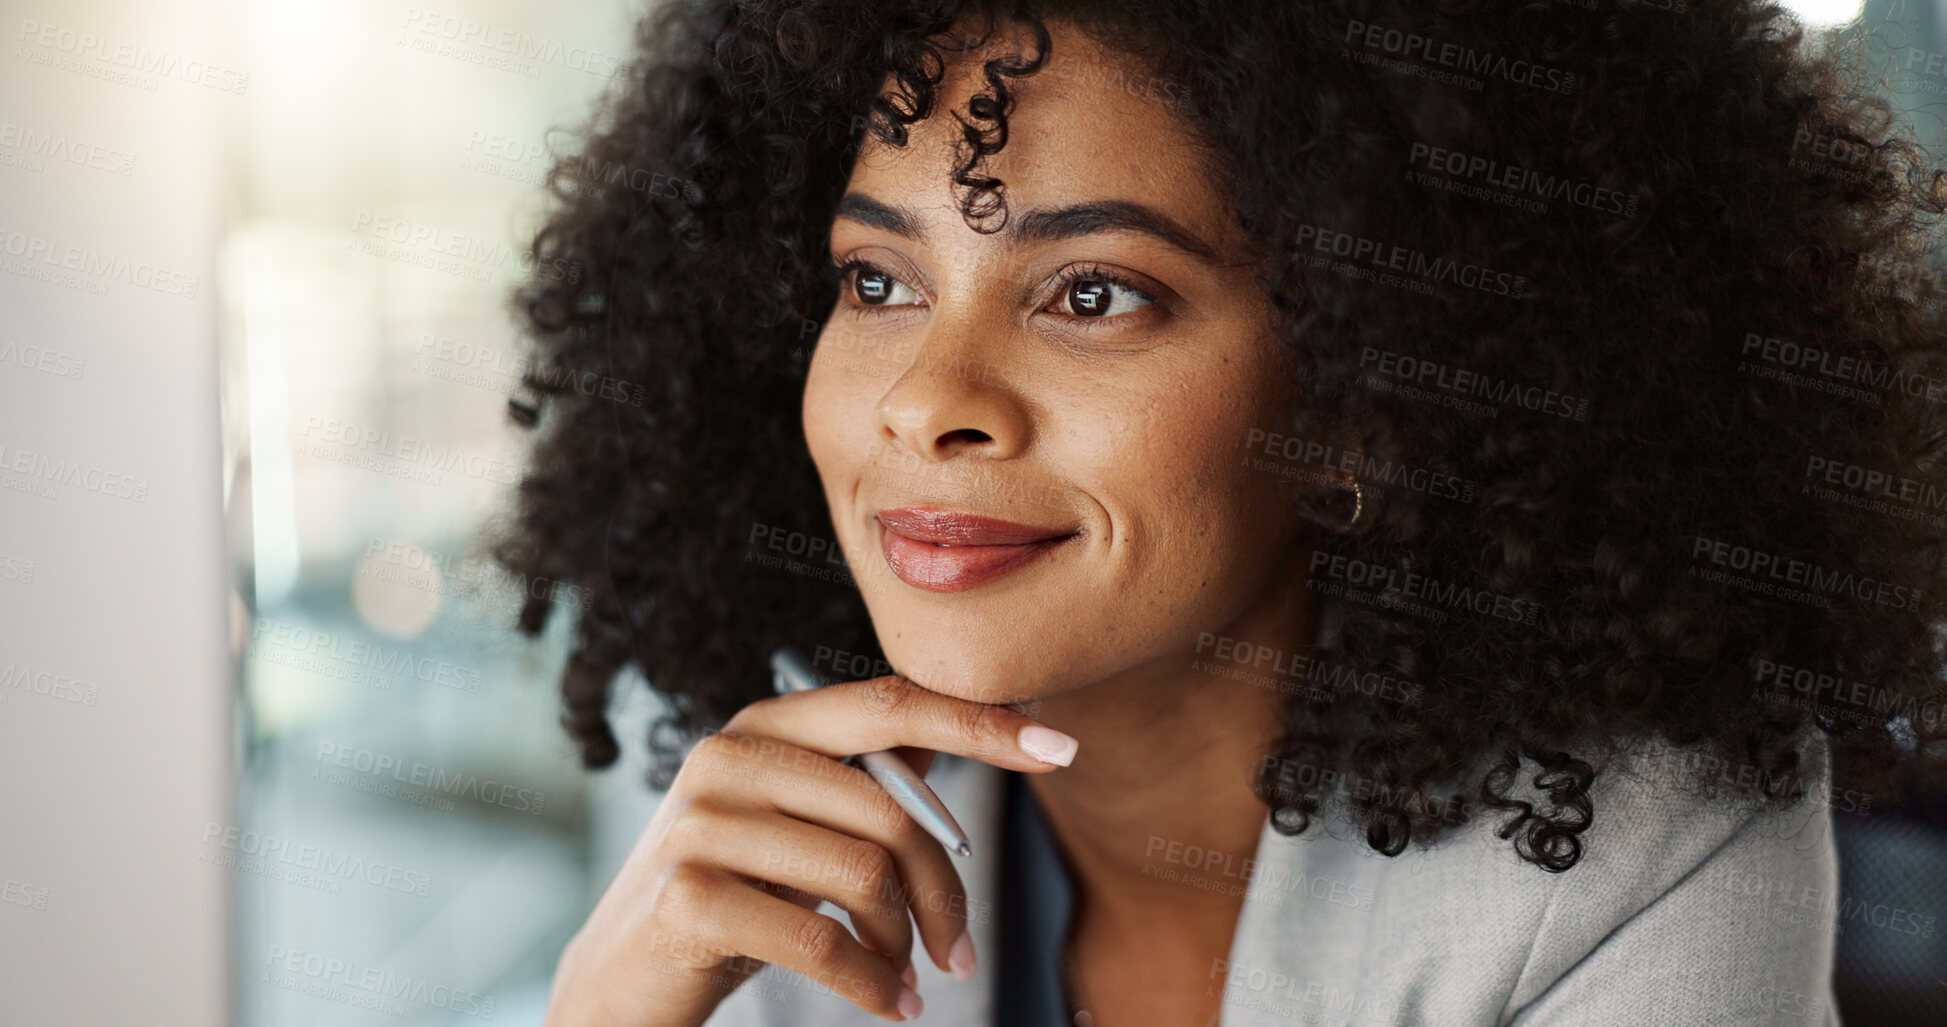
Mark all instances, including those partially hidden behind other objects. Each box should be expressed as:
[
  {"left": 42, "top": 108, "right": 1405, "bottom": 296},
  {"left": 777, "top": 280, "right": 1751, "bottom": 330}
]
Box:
[{"left": 496, "top": 1, "right": 1947, "bottom": 1024}]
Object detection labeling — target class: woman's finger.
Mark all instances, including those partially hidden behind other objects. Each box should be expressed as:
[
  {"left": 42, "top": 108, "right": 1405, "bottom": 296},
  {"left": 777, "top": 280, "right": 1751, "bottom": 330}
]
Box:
[
  {"left": 656, "top": 864, "right": 920, "bottom": 1022},
  {"left": 689, "top": 733, "right": 976, "bottom": 978},
  {"left": 659, "top": 797, "right": 916, "bottom": 970},
  {"left": 724, "top": 674, "right": 1079, "bottom": 773}
]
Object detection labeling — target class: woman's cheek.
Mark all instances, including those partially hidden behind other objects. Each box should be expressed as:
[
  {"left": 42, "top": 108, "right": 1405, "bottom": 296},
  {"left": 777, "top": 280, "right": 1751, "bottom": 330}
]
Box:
[{"left": 802, "top": 335, "right": 859, "bottom": 476}]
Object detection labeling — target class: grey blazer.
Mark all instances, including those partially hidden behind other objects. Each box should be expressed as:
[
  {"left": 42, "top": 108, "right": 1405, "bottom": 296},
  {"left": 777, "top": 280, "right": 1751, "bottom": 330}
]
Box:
[{"left": 705, "top": 734, "right": 1841, "bottom": 1026}]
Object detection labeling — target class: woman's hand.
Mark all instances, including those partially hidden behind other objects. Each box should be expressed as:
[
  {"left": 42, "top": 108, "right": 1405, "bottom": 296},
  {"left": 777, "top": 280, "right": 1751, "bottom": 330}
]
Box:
[{"left": 541, "top": 673, "right": 1081, "bottom": 1027}]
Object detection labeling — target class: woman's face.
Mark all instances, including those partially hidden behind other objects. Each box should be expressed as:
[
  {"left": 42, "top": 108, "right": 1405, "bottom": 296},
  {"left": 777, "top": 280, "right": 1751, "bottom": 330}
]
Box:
[{"left": 804, "top": 19, "right": 1309, "bottom": 706}]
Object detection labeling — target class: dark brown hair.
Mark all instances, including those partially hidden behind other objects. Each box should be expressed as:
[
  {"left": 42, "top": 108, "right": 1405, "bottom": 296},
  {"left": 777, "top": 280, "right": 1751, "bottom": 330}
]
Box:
[{"left": 496, "top": 0, "right": 1947, "bottom": 871}]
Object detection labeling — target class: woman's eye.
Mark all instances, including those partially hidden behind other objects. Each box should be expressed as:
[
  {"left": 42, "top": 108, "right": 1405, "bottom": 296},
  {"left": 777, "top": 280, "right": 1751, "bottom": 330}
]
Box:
[
  {"left": 1060, "top": 276, "right": 1155, "bottom": 318},
  {"left": 850, "top": 266, "right": 920, "bottom": 307}
]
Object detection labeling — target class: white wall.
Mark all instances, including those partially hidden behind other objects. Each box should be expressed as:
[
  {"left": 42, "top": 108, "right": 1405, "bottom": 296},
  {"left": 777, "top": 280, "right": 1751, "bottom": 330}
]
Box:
[{"left": 0, "top": 0, "right": 239, "bottom": 1023}]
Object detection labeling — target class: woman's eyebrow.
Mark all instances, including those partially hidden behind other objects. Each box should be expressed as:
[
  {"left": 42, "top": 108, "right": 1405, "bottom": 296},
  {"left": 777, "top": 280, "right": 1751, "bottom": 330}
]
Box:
[{"left": 835, "top": 191, "right": 1220, "bottom": 263}]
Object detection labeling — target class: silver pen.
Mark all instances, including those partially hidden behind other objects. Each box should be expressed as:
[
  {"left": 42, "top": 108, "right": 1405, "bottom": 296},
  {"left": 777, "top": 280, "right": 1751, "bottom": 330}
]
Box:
[{"left": 770, "top": 646, "right": 974, "bottom": 858}]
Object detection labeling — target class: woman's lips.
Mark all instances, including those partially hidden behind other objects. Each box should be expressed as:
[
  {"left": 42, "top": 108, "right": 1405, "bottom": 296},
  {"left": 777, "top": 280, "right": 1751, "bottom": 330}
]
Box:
[{"left": 875, "top": 507, "right": 1077, "bottom": 593}]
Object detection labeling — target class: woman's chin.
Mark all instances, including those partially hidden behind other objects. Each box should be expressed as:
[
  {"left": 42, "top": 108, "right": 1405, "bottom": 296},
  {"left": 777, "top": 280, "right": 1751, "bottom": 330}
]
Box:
[
  {"left": 877, "top": 640, "right": 1061, "bottom": 708},
  {"left": 895, "top": 669, "right": 1035, "bottom": 707}
]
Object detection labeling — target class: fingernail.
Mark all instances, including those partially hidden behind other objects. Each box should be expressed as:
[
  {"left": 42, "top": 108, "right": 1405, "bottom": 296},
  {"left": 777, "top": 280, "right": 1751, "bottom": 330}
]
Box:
[
  {"left": 948, "top": 929, "right": 978, "bottom": 981},
  {"left": 899, "top": 957, "right": 917, "bottom": 989},
  {"left": 1017, "top": 724, "right": 1078, "bottom": 766},
  {"left": 897, "top": 986, "right": 924, "bottom": 1020}
]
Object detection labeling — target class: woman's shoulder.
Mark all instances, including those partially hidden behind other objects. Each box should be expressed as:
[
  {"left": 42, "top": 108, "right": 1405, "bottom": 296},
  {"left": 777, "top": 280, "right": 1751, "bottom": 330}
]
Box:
[
  {"left": 1507, "top": 731, "right": 1839, "bottom": 1011},
  {"left": 1220, "top": 731, "right": 1841, "bottom": 1025},
  {"left": 1256, "top": 728, "right": 1840, "bottom": 900},
  {"left": 1494, "top": 731, "right": 1843, "bottom": 1023}
]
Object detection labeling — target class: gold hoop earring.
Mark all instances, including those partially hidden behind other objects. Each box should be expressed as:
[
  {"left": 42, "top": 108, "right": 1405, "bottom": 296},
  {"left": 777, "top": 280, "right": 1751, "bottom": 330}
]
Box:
[{"left": 1341, "top": 479, "right": 1365, "bottom": 531}]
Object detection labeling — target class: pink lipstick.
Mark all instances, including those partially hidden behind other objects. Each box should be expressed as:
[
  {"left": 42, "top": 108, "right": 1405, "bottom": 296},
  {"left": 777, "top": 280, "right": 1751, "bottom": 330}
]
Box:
[{"left": 875, "top": 507, "right": 1077, "bottom": 593}]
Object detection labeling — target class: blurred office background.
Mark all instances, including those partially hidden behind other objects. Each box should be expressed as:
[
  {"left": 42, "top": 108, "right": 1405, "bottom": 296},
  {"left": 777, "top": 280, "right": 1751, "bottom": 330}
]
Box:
[
  {"left": 3, "top": 0, "right": 659, "bottom": 1023},
  {"left": 1, "top": 0, "right": 1944, "bottom": 1025},
  {"left": 215, "top": 1, "right": 670, "bottom": 1023},
  {"left": 214, "top": 1, "right": 647, "bottom": 1022}
]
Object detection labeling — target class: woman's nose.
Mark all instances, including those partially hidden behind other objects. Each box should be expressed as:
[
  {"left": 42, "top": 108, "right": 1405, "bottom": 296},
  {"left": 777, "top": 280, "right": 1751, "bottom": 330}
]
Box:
[{"left": 873, "top": 310, "right": 1033, "bottom": 463}]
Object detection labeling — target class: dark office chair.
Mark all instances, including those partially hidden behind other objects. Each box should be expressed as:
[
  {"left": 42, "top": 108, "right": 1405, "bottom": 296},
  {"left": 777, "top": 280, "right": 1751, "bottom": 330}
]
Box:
[{"left": 1830, "top": 778, "right": 1947, "bottom": 1026}]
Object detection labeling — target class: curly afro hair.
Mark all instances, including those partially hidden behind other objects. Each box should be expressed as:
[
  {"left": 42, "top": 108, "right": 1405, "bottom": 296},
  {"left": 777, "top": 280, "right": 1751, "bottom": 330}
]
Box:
[{"left": 495, "top": 0, "right": 1947, "bottom": 872}]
